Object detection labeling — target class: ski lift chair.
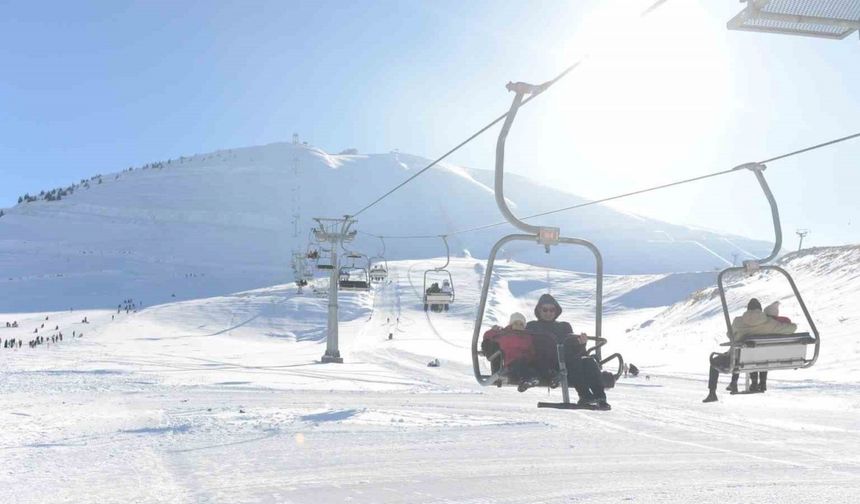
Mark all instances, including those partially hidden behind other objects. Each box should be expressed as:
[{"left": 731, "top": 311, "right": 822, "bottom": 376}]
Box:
[
  {"left": 315, "top": 248, "right": 335, "bottom": 270},
  {"left": 338, "top": 252, "right": 371, "bottom": 291},
  {"left": 481, "top": 329, "right": 624, "bottom": 390},
  {"left": 727, "top": 0, "right": 860, "bottom": 40},
  {"left": 370, "top": 266, "right": 388, "bottom": 282},
  {"left": 370, "top": 236, "right": 389, "bottom": 282},
  {"left": 470, "top": 82, "right": 624, "bottom": 409},
  {"left": 423, "top": 272, "right": 454, "bottom": 312},
  {"left": 423, "top": 237, "right": 455, "bottom": 312},
  {"left": 710, "top": 163, "right": 821, "bottom": 391}
]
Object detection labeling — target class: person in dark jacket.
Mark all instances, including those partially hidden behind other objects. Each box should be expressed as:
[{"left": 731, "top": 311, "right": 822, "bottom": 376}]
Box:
[{"left": 525, "top": 294, "right": 610, "bottom": 410}]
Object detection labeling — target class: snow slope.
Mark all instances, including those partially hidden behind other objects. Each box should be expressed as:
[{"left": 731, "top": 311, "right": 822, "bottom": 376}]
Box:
[
  {"left": 1, "top": 246, "right": 858, "bottom": 503},
  {"left": 621, "top": 245, "right": 860, "bottom": 382},
  {"left": 0, "top": 141, "right": 774, "bottom": 312}
]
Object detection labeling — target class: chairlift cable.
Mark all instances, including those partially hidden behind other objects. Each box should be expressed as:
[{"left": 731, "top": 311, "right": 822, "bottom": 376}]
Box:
[
  {"left": 348, "top": 61, "right": 583, "bottom": 219},
  {"left": 359, "top": 130, "right": 860, "bottom": 240},
  {"left": 347, "top": 0, "right": 672, "bottom": 219}
]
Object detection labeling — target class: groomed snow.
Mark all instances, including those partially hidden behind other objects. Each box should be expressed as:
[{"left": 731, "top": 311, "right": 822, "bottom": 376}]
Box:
[{"left": 2, "top": 248, "right": 859, "bottom": 503}]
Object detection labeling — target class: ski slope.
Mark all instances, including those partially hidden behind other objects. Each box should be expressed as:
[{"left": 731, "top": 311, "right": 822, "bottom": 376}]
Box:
[{"left": 2, "top": 247, "right": 859, "bottom": 503}]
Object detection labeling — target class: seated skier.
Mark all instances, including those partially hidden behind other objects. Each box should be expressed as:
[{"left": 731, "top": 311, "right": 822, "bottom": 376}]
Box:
[
  {"left": 481, "top": 313, "right": 545, "bottom": 392},
  {"left": 703, "top": 298, "right": 797, "bottom": 403},
  {"left": 526, "top": 294, "right": 610, "bottom": 410}
]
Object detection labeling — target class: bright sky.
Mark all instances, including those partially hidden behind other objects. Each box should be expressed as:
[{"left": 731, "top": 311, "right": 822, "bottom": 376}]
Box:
[{"left": 1, "top": 0, "right": 858, "bottom": 247}]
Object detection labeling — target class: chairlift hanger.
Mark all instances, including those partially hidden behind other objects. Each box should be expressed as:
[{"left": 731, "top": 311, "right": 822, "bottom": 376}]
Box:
[
  {"left": 471, "top": 82, "right": 623, "bottom": 409},
  {"left": 714, "top": 163, "right": 821, "bottom": 376}
]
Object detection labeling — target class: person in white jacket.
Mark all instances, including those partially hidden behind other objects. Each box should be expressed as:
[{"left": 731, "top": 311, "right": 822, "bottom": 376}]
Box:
[{"left": 703, "top": 298, "right": 797, "bottom": 403}]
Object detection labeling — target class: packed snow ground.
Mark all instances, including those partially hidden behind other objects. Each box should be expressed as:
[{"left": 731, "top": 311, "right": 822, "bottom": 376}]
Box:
[{"left": 1, "top": 249, "right": 859, "bottom": 503}]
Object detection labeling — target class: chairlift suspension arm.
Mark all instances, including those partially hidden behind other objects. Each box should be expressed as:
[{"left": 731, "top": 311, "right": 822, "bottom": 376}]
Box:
[
  {"left": 732, "top": 163, "right": 783, "bottom": 265},
  {"left": 495, "top": 86, "right": 543, "bottom": 236},
  {"left": 436, "top": 235, "right": 451, "bottom": 271}
]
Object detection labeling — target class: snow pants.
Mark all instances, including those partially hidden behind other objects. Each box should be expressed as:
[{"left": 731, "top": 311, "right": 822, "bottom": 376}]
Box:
[
  {"left": 709, "top": 353, "right": 768, "bottom": 391},
  {"left": 568, "top": 355, "right": 606, "bottom": 401}
]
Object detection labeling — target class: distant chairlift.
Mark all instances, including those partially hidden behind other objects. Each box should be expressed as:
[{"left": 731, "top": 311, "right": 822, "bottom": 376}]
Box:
[
  {"left": 370, "top": 236, "right": 389, "bottom": 283},
  {"left": 338, "top": 251, "right": 371, "bottom": 291},
  {"left": 291, "top": 252, "right": 313, "bottom": 289},
  {"left": 314, "top": 247, "right": 335, "bottom": 270},
  {"left": 710, "top": 163, "right": 821, "bottom": 386},
  {"left": 471, "top": 82, "right": 624, "bottom": 409},
  {"left": 423, "top": 236, "right": 455, "bottom": 312}
]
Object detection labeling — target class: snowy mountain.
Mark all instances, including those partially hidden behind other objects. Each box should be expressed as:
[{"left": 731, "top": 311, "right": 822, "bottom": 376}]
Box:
[{"left": 0, "top": 141, "right": 774, "bottom": 311}]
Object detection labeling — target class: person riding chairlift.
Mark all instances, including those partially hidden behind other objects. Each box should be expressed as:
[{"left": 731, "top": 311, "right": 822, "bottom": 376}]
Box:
[
  {"left": 703, "top": 298, "right": 797, "bottom": 403},
  {"left": 526, "top": 294, "right": 611, "bottom": 410},
  {"left": 441, "top": 280, "right": 452, "bottom": 295},
  {"left": 481, "top": 313, "right": 548, "bottom": 392}
]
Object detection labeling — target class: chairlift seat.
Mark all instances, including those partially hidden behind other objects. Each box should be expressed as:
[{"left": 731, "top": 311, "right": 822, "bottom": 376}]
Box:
[
  {"left": 424, "top": 292, "right": 453, "bottom": 305},
  {"left": 481, "top": 330, "right": 623, "bottom": 388},
  {"left": 339, "top": 280, "right": 370, "bottom": 291},
  {"left": 716, "top": 332, "right": 815, "bottom": 373}
]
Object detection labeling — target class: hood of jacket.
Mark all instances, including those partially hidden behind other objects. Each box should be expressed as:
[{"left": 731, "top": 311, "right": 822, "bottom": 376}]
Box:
[
  {"left": 534, "top": 294, "right": 562, "bottom": 321},
  {"left": 763, "top": 301, "right": 780, "bottom": 317}
]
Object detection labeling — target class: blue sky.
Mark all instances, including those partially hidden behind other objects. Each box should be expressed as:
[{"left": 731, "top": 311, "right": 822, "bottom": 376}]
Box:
[{"left": 1, "top": 0, "right": 858, "bottom": 246}]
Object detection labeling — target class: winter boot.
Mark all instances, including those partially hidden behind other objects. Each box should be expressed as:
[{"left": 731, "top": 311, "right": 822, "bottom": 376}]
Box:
[
  {"left": 702, "top": 392, "right": 718, "bottom": 403},
  {"left": 517, "top": 377, "right": 540, "bottom": 393}
]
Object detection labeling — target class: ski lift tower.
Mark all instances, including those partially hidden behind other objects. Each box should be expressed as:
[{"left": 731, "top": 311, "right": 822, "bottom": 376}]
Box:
[
  {"left": 727, "top": 0, "right": 860, "bottom": 40},
  {"left": 313, "top": 216, "right": 357, "bottom": 363},
  {"left": 291, "top": 154, "right": 301, "bottom": 238},
  {"left": 796, "top": 228, "right": 810, "bottom": 251}
]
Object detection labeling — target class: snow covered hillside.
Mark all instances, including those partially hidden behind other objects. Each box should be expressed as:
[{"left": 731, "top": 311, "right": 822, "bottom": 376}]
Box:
[
  {"left": 0, "top": 141, "right": 773, "bottom": 312},
  {"left": 1, "top": 246, "right": 858, "bottom": 503},
  {"left": 621, "top": 245, "right": 860, "bottom": 382}
]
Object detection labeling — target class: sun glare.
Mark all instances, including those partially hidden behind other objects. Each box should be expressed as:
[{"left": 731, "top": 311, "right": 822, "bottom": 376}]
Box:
[{"left": 537, "top": 1, "right": 735, "bottom": 199}]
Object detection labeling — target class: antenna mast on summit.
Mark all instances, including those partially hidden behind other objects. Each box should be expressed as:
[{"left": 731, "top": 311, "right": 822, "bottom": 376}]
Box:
[
  {"left": 291, "top": 133, "right": 301, "bottom": 238},
  {"left": 796, "top": 229, "right": 810, "bottom": 251}
]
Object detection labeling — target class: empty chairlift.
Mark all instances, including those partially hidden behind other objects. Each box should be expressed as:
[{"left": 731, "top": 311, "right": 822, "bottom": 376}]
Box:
[{"left": 338, "top": 251, "right": 371, "bottom": 291}]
